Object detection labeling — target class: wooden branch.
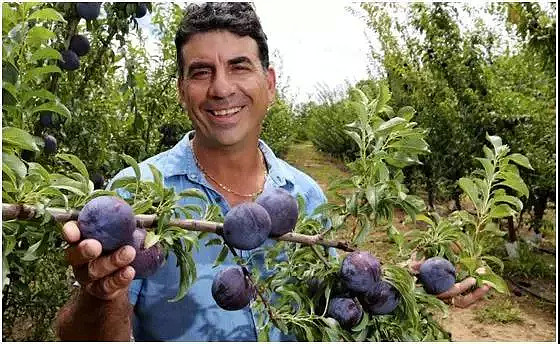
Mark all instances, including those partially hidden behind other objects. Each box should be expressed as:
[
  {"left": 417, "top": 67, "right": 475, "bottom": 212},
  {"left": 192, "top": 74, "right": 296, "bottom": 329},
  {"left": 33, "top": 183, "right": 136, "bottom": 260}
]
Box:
[{"left": 2, "top": 203, "right": 356, "bottom": 252}]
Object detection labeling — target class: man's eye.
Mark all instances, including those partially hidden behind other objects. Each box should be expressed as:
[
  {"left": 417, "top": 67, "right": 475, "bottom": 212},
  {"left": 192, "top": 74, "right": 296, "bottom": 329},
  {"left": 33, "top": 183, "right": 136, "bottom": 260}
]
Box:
[
  {"left": 190, "top": 70, "right": 211, "bottom": 79},
  {"left": 232, "top": 65, "right": 250, "bottom": 72}
]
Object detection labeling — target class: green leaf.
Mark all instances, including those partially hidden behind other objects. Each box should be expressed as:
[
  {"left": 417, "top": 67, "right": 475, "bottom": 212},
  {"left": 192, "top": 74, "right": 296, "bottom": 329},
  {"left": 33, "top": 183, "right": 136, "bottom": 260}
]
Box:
[
  {"left": 475, "top": 158, "right": 494, "bottom": 180},
  {"left": 31, "top": 101, "right": 71, "bottom": 118},
  {"left": 492, "top": 194, "right": 523, "bottom": 212},
  {"left": 506, "top": 153, "right": 533, "bottom": 170},
  {"left": 344, "top": 129, "right": 363, "bottom": 149},
  {"left": 496, "top": 172, "right": 529, "bottom": 198},
  {"left": 26, "top": 26, "right": 55, "bottom": 45},
  {"left": 110, "top": 176, "right": 137, "bottom": 190},
  {"left": 351, "top": 310, "right": 369, "bottom": 332},
  {"left": 178, "top": 188, "right": 207, "bottom": 201},
  {"left": 57, "top": 153, "right": 89, "bottom": 179},
  {"left": 144, "top": 231, "right": 160, "bottom": 249},
  {"left": 132, "top": 199, "right": 152, "bottom": 214},
  {"left": 212, "top": 245, "right": 229, "bottom": 268},
  {"left": 478, "top": 272, "right": 509, "bottom": 294},
  {"left": 22, "top": 89, "right": 57, "bottom": 104},
  {"left": 353, "top": 217, "right": 371, "bottom": 244},
  {"left": 121, "top": 154, "right": 141, "bottom": 180},
  {"left": 2, "top": 61, "right": 18, "bottom": 84},
  {"left": 486, "top": 133, "right": 502, "bottom": 151},
  {"left": 488, "top": 204, "right": 516, "bottom": 219},
  {"left": 2, "top": 127, "right": 39, "bottom": 151},
  {"left": 25, "top": 65, "right": 62, "bottom": 81},
  {"left": 27, "top": 162, "right": 50, "bottom": 182},
  {"left": 149, "top": 164, "right": 164, "bottom": 194},
  {"left": 398, "top": 106, "right": 415, "bottom": 121},
  {"left": 376, "top": 117, "right": 406, "bottom": 133},
  {"left": 2, "top": 162, "right": 17, "bottom": 186},
  {"left": 458, "top": 177, "right": 482, "bottom": 210},
  {"left": 30, "top": 47, "right": 62, "bottom": 62},
  {"left": 22, "top": 239, "right": 42, "bottom": 261},
  {"left": 28, "top": 8, "right": 66, "bottom": 22},
  {"left": 2, "top": 152, "right": 27, "bottom": 179}
]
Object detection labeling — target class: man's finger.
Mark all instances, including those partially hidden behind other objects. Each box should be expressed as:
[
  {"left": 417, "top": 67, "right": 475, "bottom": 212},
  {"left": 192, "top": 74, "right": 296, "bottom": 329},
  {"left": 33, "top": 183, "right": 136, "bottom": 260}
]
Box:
[
  {"left": 87, "top": 245, "right": 136, "bottom": 281},
  {"left": 62, "top": 221, "right": 81, "bottom": 243},
  {"left": 66, "top": 239, "right": 102, "bottom": 267},
  {"left": 453, "top": 284, "right": 492, "bottom": 308},
  {"left": 437, "top": 277, "right": 477, "bottom": 299},
  {"left": 86, "top": 266, "right": 136, "bottom": 300}
]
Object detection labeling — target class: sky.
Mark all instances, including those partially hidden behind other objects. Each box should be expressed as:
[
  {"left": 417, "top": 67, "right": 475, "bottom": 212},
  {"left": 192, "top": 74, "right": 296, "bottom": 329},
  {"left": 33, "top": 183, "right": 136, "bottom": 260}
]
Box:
[{"left": 135, "top": 2, "right": 375, "bottom": 105}]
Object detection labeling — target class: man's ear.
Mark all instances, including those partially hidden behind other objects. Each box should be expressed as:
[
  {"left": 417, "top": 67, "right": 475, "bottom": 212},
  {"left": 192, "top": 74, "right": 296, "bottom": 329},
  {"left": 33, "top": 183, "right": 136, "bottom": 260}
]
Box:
[{"left": 266, "top": 67, "right": 277, "bottom": 103}]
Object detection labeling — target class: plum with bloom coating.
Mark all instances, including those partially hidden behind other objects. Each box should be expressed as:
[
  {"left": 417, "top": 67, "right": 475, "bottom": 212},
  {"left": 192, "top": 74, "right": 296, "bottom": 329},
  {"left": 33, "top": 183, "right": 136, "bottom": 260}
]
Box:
[
  {"left": 77, "top": 196, "right": 135, "bottom": 251},
  {"left": 256, "top": 188, "right": 298, "bottom": 237},
  {"left": 129, "top": 228, "right": 165, "bottom": 279},
  {"left": 419, "top": 257, "right": 456, "bottom": 295},
  {"left": 69, "top": 35, "right": 90, "bottom": 56},
  {"left": 360, "top": 280, "right": 400, "bottom": 315},
  {"left": 327, "top": 297, "right": 363, "bottom": 329},
  {"left": 211, "top": 266, "right": 254, "bottom": 311},
  {"left": 76, "top": 3, "right": 101, "bottom": 20},
  {"left": 59, "top": 50, "right": 80, "bottom": 71},
  {"left": 340, "top": 251, "right": 381, "bottom": 294},
  {"left": 222, "top": 202, "right": 271, "bottom": 250}
]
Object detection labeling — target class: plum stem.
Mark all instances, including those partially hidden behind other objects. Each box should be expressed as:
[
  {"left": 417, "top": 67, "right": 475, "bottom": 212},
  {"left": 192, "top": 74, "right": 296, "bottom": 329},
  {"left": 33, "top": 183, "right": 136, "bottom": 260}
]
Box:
[{"left": 2, "top": 202, "right": 356, "bottom": 252}]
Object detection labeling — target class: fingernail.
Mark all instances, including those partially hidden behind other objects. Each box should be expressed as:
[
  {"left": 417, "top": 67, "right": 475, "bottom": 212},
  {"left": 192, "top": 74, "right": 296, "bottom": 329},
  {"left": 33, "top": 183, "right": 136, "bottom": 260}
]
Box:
[
  {"left": 118, "top": 246, "right": 135, "bottom": 262},
  {"left": 122, "top": 267, "right": 135, "bottom": 280},
  {"left": 84, "top": 244, "right": 97, "bottom": 258}
]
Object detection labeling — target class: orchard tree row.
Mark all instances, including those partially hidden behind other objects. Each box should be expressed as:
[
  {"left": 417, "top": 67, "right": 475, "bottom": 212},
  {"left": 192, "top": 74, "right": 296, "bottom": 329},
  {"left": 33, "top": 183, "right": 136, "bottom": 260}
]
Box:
[{"left": 300, "top": 2, "right": 555, "bottom": 235}]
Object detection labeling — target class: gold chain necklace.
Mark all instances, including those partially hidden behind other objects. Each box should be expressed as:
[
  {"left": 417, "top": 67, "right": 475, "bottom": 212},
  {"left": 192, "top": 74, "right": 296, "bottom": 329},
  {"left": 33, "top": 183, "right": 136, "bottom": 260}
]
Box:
[{"left": 191, "top": 141, "right": 268, "bottom": 198}]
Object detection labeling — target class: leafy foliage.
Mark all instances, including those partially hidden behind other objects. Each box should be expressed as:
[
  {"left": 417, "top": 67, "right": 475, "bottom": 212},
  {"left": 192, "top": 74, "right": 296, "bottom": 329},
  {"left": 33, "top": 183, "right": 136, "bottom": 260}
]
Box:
[{"left": 326, "top": 84, "right": 429, "bottom": 246}]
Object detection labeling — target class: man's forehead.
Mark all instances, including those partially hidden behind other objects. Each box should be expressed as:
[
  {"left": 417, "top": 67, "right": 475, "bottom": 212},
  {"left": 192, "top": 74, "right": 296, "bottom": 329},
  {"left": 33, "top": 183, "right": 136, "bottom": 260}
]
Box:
[{"left": 182, "top": 30, "right": 260, "bottom": 64}]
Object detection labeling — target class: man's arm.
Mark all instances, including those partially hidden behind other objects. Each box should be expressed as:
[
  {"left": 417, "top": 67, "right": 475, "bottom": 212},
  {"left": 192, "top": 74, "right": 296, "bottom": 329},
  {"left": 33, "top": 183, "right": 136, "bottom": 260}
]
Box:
[
  {"left": 56, "top": 288, "right": 133, "bottom": 341},
  {"left": 55, "top": 221, "right": 136, "bottom": 341}
]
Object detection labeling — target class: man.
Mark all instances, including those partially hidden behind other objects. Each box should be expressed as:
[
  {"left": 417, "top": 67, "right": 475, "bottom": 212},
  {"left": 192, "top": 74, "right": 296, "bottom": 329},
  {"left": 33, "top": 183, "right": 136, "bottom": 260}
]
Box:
[{"left": 56, "top": 3, "right": 326, "bottom": 341}]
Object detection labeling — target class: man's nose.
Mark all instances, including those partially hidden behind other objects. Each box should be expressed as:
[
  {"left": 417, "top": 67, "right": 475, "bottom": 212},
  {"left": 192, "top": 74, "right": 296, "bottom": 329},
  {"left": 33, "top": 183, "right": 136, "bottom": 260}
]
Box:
[{"left": 208, "top": 69, "right": 235, "bottom": 98}]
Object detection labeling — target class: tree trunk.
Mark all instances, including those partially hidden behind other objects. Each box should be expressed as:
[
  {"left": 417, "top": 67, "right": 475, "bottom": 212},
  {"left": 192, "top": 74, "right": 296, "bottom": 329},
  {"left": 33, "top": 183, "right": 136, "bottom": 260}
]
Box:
[
  {"left": 531, "top": 190, "right": 548, "bottom": 235},
  {"left": 453, "top": 188, "right": 462, "bottom": 211},
  {"left": 507, "top": 216, "right": 517, "bottom": 242}
]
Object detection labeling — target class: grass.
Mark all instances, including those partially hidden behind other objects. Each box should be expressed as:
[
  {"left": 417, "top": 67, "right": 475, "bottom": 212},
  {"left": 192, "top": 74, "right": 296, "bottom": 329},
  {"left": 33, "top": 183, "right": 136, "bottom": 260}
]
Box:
[
  {"left": 474, "top": 299, "right": 523, "bottom": 324},
  {"left": 502, "top": 241, "right": 556, "bottom": 280}
]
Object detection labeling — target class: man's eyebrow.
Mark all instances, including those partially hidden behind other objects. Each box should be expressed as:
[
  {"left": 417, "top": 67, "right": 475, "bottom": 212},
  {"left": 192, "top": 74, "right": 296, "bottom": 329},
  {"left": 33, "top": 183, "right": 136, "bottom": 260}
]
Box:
[
  {"left": 228, "top": 56, "right": 254, "bottom": 66},
  {"left": 187, "top": 61, "right": 214, "bottom": 73}
]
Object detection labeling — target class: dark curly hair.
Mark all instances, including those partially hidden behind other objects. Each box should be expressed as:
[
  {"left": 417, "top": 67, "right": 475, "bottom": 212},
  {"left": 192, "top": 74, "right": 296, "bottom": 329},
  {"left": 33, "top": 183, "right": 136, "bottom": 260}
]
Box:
[{"left": 175, "top": 2, "right": 269, "bottom": 78}]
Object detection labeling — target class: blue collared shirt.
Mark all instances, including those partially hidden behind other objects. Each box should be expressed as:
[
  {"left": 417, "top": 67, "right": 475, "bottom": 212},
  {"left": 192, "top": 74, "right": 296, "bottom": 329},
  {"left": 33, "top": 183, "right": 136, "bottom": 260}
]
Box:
[{"left": 111, "top": 132, "right": 328, "bottom": 341}]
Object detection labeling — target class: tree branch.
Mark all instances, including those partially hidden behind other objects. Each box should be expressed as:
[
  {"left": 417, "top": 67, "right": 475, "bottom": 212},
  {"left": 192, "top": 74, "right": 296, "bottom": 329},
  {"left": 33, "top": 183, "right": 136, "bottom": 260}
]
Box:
[{"left": 2, "top": 203, "right": 356, "bottom": 252}]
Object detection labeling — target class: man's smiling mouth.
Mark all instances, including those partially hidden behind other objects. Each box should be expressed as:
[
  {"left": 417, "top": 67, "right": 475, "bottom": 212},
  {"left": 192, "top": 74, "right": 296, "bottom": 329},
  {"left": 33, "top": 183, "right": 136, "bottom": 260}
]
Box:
[{"left": 208, "top": 106, "right": 244, "bottom": 117}]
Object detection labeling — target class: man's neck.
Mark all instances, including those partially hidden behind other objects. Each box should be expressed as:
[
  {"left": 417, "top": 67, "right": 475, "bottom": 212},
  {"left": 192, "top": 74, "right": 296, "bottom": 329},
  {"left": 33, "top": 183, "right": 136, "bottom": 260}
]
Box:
[{"left": 191, "top": 135, "right": 266, "bottom": 200}]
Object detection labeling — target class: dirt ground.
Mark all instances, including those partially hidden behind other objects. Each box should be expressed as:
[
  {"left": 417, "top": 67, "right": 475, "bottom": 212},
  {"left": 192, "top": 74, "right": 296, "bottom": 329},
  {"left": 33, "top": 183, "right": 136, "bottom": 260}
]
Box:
[
  {"left": 284, "top": 142, "right": 557, "bottom": 342},
  {"left": 442, "top": 295, "right": 556, "bottom": 341}
]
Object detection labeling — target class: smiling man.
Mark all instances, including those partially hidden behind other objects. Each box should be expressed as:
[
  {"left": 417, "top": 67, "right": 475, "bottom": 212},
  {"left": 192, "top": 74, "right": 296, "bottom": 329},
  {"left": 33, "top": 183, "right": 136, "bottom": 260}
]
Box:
[{"left": 56, "top": 3, "right": 327, "bottom": 341}]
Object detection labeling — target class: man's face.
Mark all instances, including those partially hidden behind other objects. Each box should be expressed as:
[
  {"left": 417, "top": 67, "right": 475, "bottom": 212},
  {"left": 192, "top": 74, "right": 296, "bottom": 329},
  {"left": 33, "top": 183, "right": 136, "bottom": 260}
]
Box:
[{"left": 177, "top": 30, "right": 276, "bottom": 149}]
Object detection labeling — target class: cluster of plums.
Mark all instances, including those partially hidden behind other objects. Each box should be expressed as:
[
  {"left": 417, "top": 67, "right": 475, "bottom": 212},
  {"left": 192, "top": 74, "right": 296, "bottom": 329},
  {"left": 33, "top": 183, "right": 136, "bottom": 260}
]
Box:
[
  {"left": 326, "top": 254, "right": 457, "bottom": 329},
  {"left": 77, "top": 195, "right": 164, "bottom": 278},
  {"left": 59, "top": 3, "right": 149, "bottom": 71},
  {"left": 211, "top": 188, "right": 299, "bottom": 311}
]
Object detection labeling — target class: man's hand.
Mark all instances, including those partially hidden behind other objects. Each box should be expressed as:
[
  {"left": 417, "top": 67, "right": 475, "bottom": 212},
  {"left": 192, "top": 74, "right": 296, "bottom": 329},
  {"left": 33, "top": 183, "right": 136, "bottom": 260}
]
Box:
[
  {"left": 407, "top": 253, "right": 492, "bottom": 308},
  {"left": 63, "top": 221, "right": 136, "bottom": 300}
]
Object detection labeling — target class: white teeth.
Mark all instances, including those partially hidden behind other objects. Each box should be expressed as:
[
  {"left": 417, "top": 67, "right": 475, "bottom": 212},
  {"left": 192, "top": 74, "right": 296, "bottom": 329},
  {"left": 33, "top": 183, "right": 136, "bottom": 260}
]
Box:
[{"left": 212, "top": 106, "right": 242, "bottom": 116}]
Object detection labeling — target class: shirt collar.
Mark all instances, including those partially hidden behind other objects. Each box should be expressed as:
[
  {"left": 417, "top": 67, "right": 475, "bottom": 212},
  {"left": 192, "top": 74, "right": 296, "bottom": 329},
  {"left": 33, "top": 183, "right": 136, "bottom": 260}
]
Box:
[{"left": 159, "top": 131, "right": 295, "bottom": 187}]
